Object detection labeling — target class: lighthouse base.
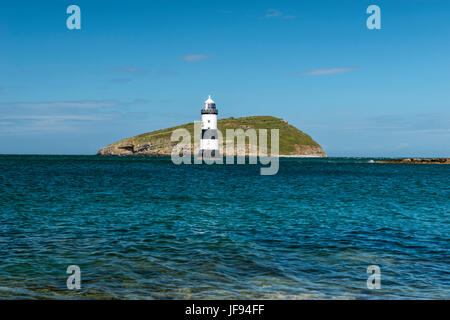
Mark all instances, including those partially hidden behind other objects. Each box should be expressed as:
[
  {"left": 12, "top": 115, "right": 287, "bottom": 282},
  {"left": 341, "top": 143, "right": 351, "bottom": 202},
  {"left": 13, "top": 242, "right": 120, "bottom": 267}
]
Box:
[{"left": 198, "top": 149, "right": 221, "bottom": 159}]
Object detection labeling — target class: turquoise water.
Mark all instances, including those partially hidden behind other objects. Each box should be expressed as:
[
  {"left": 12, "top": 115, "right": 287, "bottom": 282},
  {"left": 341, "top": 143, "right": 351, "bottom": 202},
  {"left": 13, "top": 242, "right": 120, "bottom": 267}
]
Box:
[{"left": 0, "top": 155, "right": 448, "bottom": 299}]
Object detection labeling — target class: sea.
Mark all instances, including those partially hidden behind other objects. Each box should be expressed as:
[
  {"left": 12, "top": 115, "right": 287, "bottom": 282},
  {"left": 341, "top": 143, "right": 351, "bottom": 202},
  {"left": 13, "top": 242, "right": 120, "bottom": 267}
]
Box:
[{"left": 0, "top": 155, "right": 448, "bottom": 299}]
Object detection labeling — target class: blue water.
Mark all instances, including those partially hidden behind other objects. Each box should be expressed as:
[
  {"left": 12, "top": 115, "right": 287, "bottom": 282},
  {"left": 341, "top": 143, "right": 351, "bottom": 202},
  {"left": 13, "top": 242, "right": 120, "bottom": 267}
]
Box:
[{"left": 0, "top": 155, "right": 448, "bottom": 299}]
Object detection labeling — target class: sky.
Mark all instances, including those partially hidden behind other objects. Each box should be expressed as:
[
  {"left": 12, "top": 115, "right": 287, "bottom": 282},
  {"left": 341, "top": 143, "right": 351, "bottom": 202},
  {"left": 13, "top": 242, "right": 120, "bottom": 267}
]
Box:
[{"left": 0, "top": 0, "right": 449, "bottom": 157}]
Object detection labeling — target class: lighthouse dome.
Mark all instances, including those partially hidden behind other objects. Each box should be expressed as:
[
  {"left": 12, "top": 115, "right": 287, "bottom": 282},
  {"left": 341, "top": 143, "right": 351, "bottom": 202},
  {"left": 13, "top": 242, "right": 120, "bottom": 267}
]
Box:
[{"left": 204, "top": 95, "right": 215, "bottom": 105}]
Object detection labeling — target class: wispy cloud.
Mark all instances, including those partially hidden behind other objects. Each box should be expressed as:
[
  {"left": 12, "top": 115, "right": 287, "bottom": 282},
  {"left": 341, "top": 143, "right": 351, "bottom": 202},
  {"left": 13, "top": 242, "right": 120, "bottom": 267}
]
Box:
[
  {"left": 0, "top": 99, "right": 147, "bottom": 110},
  {"left": 0, "top": 114, "right": 118, "bottom": 134},
  {"left": 299, "top": 67, "right": 359, "bottom": 76},
  {"left": 181, "top": 54, "right": 210, "bottom": 62},
  {"left": 0, "top": 99, "right": 150, "bottom": 134},
  {"left": 297, "top": 67, "right": 359, "bottom": 76},
  {"left": 0, "top": 115, "right": 107, "bottom": 121},
  {"left": 112, "top": 66, "right": 148, "bottom": 75},
  {"left": 263, "top": 9, "right": 296, "bottom": 19}
]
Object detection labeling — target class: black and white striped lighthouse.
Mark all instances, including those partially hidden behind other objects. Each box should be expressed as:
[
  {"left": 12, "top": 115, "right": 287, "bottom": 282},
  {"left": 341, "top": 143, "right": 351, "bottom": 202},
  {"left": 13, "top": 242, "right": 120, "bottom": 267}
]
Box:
[{"left": 200, "top": 95, "right": 219, "bottom": 157}]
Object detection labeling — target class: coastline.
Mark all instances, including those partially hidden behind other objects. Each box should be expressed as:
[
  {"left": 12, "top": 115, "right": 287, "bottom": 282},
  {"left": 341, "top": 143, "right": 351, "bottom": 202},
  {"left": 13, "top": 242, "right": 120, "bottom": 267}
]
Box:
[{"left": 277, "top": 154, "right": 328, "bottom": 158}]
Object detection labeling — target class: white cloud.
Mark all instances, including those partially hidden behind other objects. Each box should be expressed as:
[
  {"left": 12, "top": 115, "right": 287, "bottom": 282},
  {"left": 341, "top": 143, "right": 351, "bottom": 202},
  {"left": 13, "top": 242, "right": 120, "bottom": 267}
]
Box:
[
  {"left": 263, "top": 9, "right": 296, "bottom": 19},
  {"left": 299, "top": 67, "right": 359, "bottom": 76},
  {"left": 181, "top": 54, "right": 210, "bottom": 62}
]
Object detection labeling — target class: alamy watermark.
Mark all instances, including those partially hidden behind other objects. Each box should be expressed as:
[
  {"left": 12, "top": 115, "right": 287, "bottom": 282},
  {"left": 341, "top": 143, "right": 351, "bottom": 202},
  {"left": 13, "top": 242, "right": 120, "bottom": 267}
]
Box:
[
  {"left": 367, "top": 265, "right": 381, "bottom": 289},
  {"left": 65, "top": 5, "right": 380, "bottom": 31},
  {"left": 170, "top": 122, "right": 279, "bottom": 175},
  {"left": 366, "top": 5, "right": 381, "bottom": 30},
  {"left": 66, "top": 5, "right": 81, "bottom": 30},
  {"left": 66, "top": 265, "right": 81, "bottom": 290}
]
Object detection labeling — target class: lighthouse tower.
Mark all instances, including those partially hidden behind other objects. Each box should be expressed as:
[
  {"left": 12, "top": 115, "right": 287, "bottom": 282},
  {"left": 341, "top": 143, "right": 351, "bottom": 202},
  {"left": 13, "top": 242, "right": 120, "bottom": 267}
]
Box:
[{"left": 200, "top": 95, "right": 219, "bottom": 157}]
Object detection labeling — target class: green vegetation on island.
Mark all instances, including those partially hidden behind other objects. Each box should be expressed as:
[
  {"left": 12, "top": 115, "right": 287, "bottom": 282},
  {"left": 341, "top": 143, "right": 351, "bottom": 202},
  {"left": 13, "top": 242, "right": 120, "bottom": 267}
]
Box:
[{"left": 97, "top": 116, "right": 327, "bottom": 157}]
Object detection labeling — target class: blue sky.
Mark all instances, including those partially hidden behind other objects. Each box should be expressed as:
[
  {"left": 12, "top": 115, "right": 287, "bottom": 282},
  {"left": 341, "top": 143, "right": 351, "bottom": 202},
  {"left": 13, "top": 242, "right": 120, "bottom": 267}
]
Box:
[{"left": 0, "top": 0, "right": 449, "bottom": 156}]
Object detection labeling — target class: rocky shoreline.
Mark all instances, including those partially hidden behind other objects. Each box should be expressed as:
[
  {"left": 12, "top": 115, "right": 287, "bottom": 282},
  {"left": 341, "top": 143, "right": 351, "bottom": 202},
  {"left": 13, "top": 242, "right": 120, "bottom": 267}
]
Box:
[
  {"left": 97, "top": 143, "right": 327, "bottom": 158},
  {"left": 377, "top": 158, "right": 450, "bottom": 164}
]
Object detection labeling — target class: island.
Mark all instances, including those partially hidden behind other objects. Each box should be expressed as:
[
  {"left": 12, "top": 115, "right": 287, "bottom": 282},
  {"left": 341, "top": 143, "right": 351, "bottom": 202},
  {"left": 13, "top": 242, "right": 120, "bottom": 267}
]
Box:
[{"left": 97, "top": 116, "right": 327, "bottom": 157}]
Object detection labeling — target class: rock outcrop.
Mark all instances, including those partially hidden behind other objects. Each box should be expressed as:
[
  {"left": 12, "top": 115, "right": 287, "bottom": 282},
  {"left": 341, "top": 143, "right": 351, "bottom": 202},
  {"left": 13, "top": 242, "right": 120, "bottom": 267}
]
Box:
[{"left": 377, "top": 158, "right": 450, "bottom": 164}]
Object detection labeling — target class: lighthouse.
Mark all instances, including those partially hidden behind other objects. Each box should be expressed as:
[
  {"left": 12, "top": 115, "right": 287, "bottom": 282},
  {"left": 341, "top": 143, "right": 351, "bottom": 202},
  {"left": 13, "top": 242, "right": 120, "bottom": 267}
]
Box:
[{"left": 200, "top": 95, "right": 219, "bottom": 157}]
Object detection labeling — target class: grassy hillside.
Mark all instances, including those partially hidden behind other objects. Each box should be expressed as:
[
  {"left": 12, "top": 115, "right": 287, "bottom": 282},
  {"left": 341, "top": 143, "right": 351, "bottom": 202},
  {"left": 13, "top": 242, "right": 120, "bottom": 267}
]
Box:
[{"left": 99, "top": 116, "right": 326, "bottom": 156}]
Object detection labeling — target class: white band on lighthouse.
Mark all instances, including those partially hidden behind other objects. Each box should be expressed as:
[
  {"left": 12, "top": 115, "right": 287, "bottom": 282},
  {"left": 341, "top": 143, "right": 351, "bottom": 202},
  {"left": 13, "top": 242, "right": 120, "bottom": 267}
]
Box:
[{"left": 200, "top": 95, "right": 219, "bottom": 157}]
